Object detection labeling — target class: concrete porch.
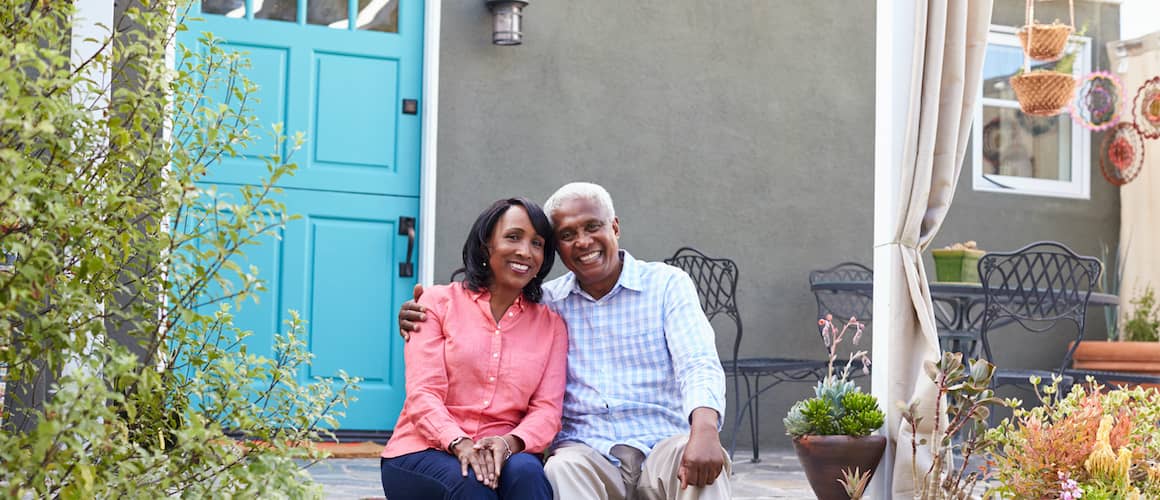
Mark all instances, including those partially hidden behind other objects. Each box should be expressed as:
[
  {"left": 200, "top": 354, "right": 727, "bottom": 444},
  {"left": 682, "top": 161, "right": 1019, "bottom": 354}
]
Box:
[{"left": 306, "top": 450, "right": 813, "bottom": 499}]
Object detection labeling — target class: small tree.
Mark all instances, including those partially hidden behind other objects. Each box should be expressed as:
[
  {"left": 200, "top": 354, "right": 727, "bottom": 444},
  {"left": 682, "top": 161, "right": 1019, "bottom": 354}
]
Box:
[{"left": 0, "top": 1, "right": 354, "bottom": 496}]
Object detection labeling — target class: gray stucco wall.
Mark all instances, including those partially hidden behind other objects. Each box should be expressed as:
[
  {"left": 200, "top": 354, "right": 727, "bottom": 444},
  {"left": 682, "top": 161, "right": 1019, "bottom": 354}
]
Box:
[{"left": 432, "top": 0, "right": 1119, "bottom": 451}]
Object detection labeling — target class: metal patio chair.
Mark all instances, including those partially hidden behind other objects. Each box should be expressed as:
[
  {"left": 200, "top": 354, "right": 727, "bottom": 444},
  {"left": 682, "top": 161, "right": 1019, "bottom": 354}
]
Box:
[
  {"left": 978, "top": 241, "right": 1160, "bottom": 390},
  {"left": 808, "top": 262, "right": 875, "bottom": 366},
  {"left": 665, "top": 248, "right": 868, "bottom": 463}
]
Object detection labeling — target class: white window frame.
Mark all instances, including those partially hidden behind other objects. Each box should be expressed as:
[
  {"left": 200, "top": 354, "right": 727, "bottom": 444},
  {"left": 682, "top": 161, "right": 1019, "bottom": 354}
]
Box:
[{"left": 971, "top": 25, "right": 1092, "bottom": 199}]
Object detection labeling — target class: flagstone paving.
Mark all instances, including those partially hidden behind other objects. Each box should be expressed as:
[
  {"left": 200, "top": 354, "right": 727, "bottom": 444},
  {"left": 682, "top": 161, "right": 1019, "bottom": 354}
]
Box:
[{"left": 306, "top": 450, "right": 815, "bottom": 499}]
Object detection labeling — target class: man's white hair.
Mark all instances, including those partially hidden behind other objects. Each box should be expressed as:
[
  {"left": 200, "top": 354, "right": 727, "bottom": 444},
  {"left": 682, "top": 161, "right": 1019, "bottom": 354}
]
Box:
[{"left": 544, "top": 182, "right": 616, "bottom": 222}]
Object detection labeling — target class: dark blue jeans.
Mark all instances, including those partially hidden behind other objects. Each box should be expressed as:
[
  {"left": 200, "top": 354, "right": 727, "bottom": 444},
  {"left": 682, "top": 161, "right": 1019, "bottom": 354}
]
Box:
[{"left": 380, "top": 450, "right": 552, "bottom": 500}]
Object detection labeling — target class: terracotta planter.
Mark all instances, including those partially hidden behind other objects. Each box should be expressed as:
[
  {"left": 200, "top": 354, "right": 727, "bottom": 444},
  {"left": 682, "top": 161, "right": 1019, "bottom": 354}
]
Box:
[
  {"left": 1071, "top": 341, "right": 1160, "bottom": 389},
  {"left": 792, "top": 435, "right": 887, "bottom": 500}
]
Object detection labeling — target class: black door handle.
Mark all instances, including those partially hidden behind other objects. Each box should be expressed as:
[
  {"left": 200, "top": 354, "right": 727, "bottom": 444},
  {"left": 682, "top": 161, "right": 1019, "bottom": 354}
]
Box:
[{"left": 399, "top": 216, "right": 415, "bottom": 278}]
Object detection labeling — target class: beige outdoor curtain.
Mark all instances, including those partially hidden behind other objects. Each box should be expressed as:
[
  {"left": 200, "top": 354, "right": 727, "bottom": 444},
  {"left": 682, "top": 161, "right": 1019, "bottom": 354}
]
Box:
[
  {"left": 1108, "top": 31, "right": 1160, "bottom": 332},
  {"left": 884, "top": 1, "right": 992, "bottom": 496}
]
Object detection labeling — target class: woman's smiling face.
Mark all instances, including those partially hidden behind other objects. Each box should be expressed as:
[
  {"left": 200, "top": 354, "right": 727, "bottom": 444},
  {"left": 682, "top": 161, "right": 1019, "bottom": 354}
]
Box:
[{"left": 487, "top": 205, "right": 546, "bottom": 294}]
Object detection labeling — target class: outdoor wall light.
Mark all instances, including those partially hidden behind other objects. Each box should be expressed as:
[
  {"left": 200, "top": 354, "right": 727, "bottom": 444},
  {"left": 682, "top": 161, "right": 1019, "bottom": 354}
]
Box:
[{"left": 486, "top": 0, "right": 528, "bottom": 46}]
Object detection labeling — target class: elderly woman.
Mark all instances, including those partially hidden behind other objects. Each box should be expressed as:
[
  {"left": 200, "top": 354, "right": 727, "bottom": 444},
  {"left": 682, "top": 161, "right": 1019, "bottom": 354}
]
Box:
[{"left": 380, "top": 198, "right": 568, "bottom": 500}]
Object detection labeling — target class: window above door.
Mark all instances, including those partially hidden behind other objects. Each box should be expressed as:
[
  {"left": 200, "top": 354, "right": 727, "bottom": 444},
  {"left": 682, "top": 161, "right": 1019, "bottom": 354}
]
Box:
[{"left": 200, "top": 0, "right": 399, "bottom": 32}]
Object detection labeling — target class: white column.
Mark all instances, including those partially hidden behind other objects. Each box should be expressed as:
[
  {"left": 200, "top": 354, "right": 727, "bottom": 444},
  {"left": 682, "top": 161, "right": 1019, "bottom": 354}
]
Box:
[
  {"left": 419, "top": 0, "right": 442, "bottom": 287},
  {"left": 63, "top": 0, "right": 115, "bottom": 380},
  {"left": 71, "top": 0, "right": 113, "bottom": 112},
  {"left": 872, "top": 0, "right": 918, "bottom": 497}
]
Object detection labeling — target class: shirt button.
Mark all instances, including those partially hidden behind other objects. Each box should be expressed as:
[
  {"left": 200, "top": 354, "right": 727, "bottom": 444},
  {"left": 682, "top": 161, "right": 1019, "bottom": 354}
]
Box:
[
  {"left": 493, "top": 352, "right": 499, "bottom": 358},
  {"left": 495, "top": 329, "right": 500, "bottom": 335},
  {"left": 508, "top": 312, "right": 514, "bottom": 317},
  {"left": 483, "top": 400, "right": 490, "bottom": 405},
  {"left": 489, "top": 377, "right": 495, "bottom": 382}
]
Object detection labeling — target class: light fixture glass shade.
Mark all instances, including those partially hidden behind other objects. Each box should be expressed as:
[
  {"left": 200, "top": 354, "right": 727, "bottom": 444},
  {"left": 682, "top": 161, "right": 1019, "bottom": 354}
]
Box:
[{"left": 487, "top": 0, "right": 528, "bottom": 45}]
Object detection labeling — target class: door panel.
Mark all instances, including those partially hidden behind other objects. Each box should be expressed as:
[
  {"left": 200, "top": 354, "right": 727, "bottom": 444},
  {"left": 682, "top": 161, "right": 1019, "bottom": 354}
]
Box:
[
  {"left": 184, "top": 2, "right": 422, "bottom": 198},
  {"left": 179, "top": 0, "right": 422, "bottom": 430},
  {"left": 279, "top": 189, "right": 414, "bottom": 430},
  {"left": 313, "top": 53, "right": 398, "bottom": 168},
  {"left": 217, "top": 43, "right": 289, "bottom": 165}
]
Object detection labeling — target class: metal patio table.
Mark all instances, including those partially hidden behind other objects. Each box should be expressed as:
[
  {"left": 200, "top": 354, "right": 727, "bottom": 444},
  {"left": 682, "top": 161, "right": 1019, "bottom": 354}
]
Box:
[{"left": 808, "top": 280, "right": 1117, "bottom": 356}]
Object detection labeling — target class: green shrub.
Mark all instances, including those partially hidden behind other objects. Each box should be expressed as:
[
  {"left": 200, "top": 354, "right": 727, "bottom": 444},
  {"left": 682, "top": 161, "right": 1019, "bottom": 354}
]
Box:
[{"left": 0, "top": 2, "right": 354, "bottom": 497}]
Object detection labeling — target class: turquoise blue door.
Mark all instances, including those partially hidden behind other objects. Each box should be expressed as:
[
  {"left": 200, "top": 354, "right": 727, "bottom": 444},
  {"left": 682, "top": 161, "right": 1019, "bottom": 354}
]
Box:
[{"left": 178, "top": 0, "right": 423, "bottom": 431}]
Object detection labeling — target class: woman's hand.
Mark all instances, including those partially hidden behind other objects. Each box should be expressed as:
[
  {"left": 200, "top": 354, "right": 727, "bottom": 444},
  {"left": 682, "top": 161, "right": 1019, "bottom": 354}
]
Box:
[
  {"left": 450, "top": 438, "right": 493, "bottom": 487},
  {"left": 473, "top": 435, "right": 523, "bottom": 488}
]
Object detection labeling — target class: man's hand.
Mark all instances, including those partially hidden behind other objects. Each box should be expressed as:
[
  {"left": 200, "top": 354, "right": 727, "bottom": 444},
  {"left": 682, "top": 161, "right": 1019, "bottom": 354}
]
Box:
[
  {"left": 678, "top": 407, "right": 726, "bottom": 489},
  {"left": 398, "top": 283, "right": 426, "bottom": 342}
]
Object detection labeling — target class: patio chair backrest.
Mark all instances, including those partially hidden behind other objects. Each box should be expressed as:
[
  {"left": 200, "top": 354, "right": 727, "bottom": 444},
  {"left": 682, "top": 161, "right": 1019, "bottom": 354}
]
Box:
[
  {"left": 809, "top": 262, "right": 874, "bottom": 328},
  {"left": 664, "top": 247, "right": 742, "bottom": 360},
  {"left": 978, "top": 241, "right": 1102, "bottom": 371}
]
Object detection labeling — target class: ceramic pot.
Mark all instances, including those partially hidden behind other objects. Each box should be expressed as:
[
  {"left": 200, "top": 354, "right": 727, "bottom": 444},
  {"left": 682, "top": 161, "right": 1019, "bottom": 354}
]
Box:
[{"left": 792, "top": 434, "right": 887, "bottom": 500}]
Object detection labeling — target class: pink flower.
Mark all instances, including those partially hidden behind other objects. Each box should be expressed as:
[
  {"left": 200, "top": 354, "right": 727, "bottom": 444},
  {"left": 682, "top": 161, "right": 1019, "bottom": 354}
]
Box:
[{"left": 1057, "top": 471, "right": 1082, "bottom": 500}]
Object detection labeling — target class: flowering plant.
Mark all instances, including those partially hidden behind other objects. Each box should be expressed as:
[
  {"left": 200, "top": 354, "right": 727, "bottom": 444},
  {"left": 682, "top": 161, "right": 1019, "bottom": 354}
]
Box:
[
  {"left": 784, "top": 315, "right": 883, "bottom": 438},
  {"left": 902, "top": 351, "right": 1005, "bottom": 499},
  {"left": 986, "top": 378, "right": 1160, "bottom": 499}
]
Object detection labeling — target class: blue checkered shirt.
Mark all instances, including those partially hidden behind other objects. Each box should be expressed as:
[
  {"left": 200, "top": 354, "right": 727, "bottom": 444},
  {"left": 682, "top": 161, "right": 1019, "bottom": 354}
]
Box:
[{"left": 543, "top": 250, "right": 726, "bottom": 460}]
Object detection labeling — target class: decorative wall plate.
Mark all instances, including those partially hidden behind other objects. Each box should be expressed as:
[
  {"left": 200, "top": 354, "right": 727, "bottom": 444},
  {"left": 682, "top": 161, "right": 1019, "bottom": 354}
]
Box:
[
  {"left": 1099, "top": 122, "right": 1145, "bottom": 186},
  {"left": 1133, "top": 76, "right": 1160, "bottom": 139},
  {"left": 982, "top": 117, "right": 1002, "bottom": 169},
  {"left": 1071, "top": 71, "right": 1122, "bottom": 132}
]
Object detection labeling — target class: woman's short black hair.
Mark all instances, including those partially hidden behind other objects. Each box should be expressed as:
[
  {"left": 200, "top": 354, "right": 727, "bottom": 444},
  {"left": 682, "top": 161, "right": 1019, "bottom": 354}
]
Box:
[{"left": 453, "top": 197, "right": 556, "bottom": 303}]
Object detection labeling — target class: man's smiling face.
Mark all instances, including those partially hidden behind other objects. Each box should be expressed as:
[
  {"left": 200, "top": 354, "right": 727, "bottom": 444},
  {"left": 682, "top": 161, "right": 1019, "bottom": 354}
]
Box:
[{"left": 550, "top": 197, "right": 622, "bottom": 299}]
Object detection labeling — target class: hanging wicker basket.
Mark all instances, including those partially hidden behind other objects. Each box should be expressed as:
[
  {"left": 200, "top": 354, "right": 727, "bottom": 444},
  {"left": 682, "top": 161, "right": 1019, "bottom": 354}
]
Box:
[
  {"left": 1010, "top": 0, "right": 1077, "bottom": 116},
  {"left": 1017, "top": 0, "right": 1075, "bottom": 61},
  {"left": 1017, "top": 24, "right": 1073, "bottom": 61},
  {"left": 1011, "top": 71, "right": 1077, "bottom": 117}
]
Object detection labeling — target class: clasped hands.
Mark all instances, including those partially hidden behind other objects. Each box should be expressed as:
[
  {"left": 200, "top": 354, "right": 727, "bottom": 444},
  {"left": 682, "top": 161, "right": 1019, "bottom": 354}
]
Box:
[{"left": 450, "top": 434, "right": 519, "bottom": 489}]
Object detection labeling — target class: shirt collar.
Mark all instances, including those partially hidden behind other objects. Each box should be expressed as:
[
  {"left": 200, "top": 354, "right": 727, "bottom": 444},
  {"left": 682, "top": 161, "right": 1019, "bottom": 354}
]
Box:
[
  {"left": 564, "top": 249, "right": 644, "bottom": 298},
  {"left": 465, "top": 285, "right": 527, "bottom": 312}
]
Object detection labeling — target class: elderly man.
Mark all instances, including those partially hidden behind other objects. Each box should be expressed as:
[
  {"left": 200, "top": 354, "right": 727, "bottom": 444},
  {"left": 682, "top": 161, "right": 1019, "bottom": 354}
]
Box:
[{"left": 400, "top": 182, "right": 730, "bottom": 500}]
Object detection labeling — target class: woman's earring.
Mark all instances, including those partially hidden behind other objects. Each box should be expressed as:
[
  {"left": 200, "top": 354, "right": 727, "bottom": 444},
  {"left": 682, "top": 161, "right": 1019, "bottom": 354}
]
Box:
[{"left": 482, "top": 261, "right": 488, "bottom": 267}]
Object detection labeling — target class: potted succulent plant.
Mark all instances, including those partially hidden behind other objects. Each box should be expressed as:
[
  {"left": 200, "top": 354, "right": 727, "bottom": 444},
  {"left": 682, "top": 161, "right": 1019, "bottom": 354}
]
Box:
[
  {"left": 931, "top": 240, "right": 986, "bottom": 284},
  {"left": 784, "top": 315, "right": 885, "bottom": 500}
]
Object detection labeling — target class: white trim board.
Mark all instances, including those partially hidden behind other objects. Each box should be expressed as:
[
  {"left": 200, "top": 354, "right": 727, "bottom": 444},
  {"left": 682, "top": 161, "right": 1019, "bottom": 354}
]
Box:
[{"left": 419, "top": 0, "right": 441, "bottom": 287}]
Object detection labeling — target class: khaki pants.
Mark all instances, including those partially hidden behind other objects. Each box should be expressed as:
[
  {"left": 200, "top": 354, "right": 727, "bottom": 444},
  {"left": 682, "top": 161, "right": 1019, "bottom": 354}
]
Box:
[{"left": 544, "top": 435, "right": 732, "bottom": 500}]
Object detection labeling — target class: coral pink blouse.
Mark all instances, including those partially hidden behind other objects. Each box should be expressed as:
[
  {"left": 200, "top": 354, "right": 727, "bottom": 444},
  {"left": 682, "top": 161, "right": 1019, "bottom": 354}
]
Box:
[{"left": 382, "top": 282, "right": 569, "bottom": 458}]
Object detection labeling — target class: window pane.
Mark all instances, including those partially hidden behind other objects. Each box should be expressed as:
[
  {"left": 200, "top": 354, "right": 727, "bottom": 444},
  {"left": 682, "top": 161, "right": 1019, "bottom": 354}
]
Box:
[
  {"left": 307, "top": 0, "right": 350, "bottom": 27},
  {"left": 982, "top": 43, "right": 1063, "bottom": 100},
  {"left": 982, "top": 44, "right": 1024, "bottom": 100},
  {"left": 255, "top": 0, "right": 298, "bottom": 22},
  {"left": 357, "top": 0, "right": 398, "bottom": 32},
  {"left": 981, "top": 106, "right": 1071, "bottom": 181},
  {"left": 202, "top": 0, "right": 245, "bottom": 17}
]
